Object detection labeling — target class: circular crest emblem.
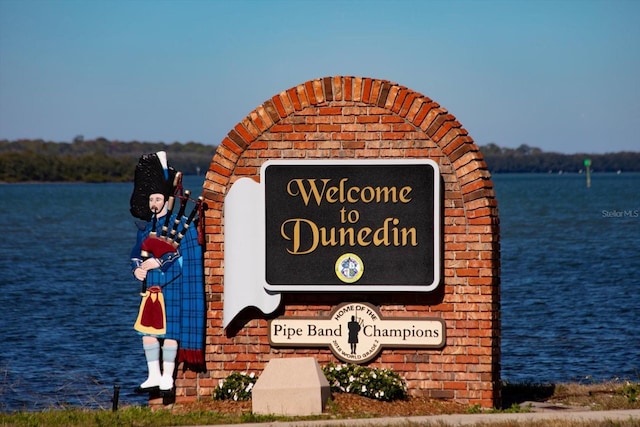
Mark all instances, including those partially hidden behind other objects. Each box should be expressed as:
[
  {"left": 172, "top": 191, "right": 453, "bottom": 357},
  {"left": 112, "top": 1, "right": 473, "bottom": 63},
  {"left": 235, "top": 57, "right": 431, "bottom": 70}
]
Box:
[{"left": 335, "top": 253, "right": 364, "bottom": 283}]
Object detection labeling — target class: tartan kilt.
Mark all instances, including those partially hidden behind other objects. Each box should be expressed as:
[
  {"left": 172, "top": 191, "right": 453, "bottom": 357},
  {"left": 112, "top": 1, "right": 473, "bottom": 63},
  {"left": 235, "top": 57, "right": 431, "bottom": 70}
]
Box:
[{"left": 163, "top": 274, "right": 182, "bottom": 340}]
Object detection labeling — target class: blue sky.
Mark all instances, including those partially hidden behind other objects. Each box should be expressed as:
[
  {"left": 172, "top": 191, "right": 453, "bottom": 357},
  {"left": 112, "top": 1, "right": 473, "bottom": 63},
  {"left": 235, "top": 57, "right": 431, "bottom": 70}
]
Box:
[{"left": 1, "top": 0, "right": 638, "bottom": 153}]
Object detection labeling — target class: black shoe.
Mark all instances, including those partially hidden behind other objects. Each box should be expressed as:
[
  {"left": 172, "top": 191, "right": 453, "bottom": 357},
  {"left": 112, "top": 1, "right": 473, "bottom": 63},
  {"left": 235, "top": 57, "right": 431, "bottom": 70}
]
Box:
[
  {"left": 159, "top": 387, "right": 174, "bottom": 397},
  {"left": 161, "top": 389, "right": 175, "bottom": 405},
  {"left": 134, "top": 385, "right": 159, "bottom": 394}
]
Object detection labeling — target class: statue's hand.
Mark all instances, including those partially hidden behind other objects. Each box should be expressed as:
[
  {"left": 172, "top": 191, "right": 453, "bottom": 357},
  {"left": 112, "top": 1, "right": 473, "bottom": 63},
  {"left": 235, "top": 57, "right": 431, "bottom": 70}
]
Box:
[
  {"left": 140, "top": 258, "right": 161, "bottom": 271},
  {"left": 134, "top": 267, "right": 148, "bottom": 281}
]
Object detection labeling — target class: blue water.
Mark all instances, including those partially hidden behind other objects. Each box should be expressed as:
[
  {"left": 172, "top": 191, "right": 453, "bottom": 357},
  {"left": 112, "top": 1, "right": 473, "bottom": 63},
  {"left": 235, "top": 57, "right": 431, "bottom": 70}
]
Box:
[
  {"left": 496, "top": 173, "right": 639, "bottom": 384},
  {"left": 0, "top": 173, "right": 639, "bottom": 412}
]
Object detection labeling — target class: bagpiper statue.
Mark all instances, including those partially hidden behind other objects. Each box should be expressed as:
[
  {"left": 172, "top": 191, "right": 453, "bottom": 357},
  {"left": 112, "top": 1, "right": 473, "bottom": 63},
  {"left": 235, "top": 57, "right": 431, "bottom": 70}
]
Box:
[{"left": 129, "top": 151, "right": 206, "bottom": 396}]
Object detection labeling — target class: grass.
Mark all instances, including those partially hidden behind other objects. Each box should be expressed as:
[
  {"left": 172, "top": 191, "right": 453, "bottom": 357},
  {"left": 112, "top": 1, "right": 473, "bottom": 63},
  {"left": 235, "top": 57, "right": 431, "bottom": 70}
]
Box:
[
  {"left": 1, "top": 380, "right": 639, "bottom": 427},
  {"left": 0, "top": 406, "right": 280, "bottom": 427},
  {"left": 0, "top": 406, "right": 305, "bottom": 427}
]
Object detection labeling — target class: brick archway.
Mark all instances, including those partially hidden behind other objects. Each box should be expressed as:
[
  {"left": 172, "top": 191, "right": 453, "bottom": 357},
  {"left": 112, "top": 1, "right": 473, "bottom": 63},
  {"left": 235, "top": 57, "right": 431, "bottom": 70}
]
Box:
[{"left": 193, "top": 76, "right": 500, "bottom": 408}]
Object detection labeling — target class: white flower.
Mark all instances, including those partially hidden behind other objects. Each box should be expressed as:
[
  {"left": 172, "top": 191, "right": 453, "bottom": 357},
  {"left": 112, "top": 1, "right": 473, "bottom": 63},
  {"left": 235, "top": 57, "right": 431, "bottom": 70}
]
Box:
[
  {"left": 361, "top": 385, "right": 367, "bottom": 392},
  {"left": 249, "top": 372, "right": 255, "bottom": 378}
]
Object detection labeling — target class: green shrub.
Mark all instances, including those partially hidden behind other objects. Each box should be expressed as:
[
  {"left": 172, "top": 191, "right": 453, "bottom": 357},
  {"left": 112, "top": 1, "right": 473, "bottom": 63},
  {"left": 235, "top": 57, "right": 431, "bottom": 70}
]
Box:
[
  {"left": 214, "top": 363, "right": 408, "bottom": 403},
  {"left": 213, "top": 372, "right": 256, "bottom": 401},
  {"left": 322, "top": 362, "right": 407, "bottom": 401},
  {"left": 620, "top": 382, "right": 639, "bottom": 403}
]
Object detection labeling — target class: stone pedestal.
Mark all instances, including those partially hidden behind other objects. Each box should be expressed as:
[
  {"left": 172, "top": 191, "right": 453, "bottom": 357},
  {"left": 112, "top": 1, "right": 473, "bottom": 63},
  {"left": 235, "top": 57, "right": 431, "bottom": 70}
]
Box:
[{"left": 252, "top": 357, "right": 331, "bottom": 416}]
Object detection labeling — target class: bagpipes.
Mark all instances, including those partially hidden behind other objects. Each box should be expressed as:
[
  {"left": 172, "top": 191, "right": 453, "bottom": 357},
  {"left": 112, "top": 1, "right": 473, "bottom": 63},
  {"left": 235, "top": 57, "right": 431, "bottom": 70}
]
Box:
[{"left": 139, "top": 172, "right": 205, "bottom": 295}]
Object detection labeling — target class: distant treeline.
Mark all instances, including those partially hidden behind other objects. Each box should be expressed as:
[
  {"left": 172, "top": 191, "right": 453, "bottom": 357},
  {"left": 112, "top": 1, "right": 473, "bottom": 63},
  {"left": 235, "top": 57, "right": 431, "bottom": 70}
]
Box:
[
  {"left": 0, "top": 138, "right": 216, "bottom": 182},
  {"left": 481, "top": 143, "right": 640, "bottom": 173},
  {"left": 1, "top": 139, "right": 638, "bottom": 182}
]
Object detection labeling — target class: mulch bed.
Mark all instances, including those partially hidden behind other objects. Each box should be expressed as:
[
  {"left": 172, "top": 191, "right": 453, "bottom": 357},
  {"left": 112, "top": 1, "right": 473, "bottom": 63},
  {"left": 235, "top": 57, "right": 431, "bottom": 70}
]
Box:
[{"left": 171, "top": 393, "right": 468, "bottom": 418}]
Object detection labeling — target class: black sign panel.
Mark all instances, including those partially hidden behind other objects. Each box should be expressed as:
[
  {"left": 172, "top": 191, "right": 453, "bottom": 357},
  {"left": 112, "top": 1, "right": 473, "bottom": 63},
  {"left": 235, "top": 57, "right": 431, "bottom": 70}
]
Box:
[{"left": 263, "top": 160, "right": 440, "bottom": 292}]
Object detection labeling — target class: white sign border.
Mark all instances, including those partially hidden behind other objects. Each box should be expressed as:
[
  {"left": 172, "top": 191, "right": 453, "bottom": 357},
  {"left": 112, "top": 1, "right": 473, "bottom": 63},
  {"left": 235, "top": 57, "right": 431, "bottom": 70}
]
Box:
[{"left": 261, "top": 159, "right": 441, "bottom": 293}]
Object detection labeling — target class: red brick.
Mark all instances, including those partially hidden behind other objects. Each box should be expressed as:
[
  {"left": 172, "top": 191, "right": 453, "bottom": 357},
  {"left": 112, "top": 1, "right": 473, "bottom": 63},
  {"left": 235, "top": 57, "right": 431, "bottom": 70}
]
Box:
[
  {"left": 332, "top": 76, "right": 342, "bottom": 101},
  {"left": 316, "top": 124, "right": 340, "bottom": 132},
  {"left": 362, "top": 78, "right": 373, "bottom": 102},
  {"left": 318, "top": 106, "right": 342, "bottom": 115},
  {"left": 271, "top": 94, "right": 287, "bottom": 118},
  {"left": 344, "top": 76, "right": 353, "bottom": 100},
  {"left": 399, "top": 92, "right": 418, "bottom": 117},
  {"left": 381, "top": 115, "right": 404, "bottom": 123},
  {"left": 357, "top": 115, "right": 379, "bottom": 123},
  {"left": 353, "top": 77, "right": 363, "bottom": 101},
  {"left": 270, "top": 123, "right": 293, "bottom": 133},
  {"left": 392, "top": 89, "right": 409, "bottom": 113},
  {"left": 370, "top": 79, "right": 383, "bottom": 104},
  {"left": 304, "top": 81, "right": 316, "bottom": 104},
  {"left": 296, "top": 84, "right": 310, "bottom": 108},
  {"left": 286, "top": 87, "right": 301, "bottom": 110}
]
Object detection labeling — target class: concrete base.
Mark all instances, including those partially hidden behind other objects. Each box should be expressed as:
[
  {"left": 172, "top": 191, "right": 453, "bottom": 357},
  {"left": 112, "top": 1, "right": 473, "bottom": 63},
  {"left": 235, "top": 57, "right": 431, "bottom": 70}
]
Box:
[{"left": 252, "top": 357, "right": 331, "bottom": 416}]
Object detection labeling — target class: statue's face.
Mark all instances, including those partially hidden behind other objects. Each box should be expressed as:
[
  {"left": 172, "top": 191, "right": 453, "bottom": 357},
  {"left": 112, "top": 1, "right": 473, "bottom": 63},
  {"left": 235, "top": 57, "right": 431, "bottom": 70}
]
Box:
[{"left": 148, "top": 193, "right": 166, "bottom": 217}]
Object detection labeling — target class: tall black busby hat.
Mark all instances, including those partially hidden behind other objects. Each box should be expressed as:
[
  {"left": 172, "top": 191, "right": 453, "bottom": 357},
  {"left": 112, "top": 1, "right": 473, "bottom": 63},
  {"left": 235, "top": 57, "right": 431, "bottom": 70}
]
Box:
[{"left": 130, "top": 151, "right": 178, "bottom": 221}]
